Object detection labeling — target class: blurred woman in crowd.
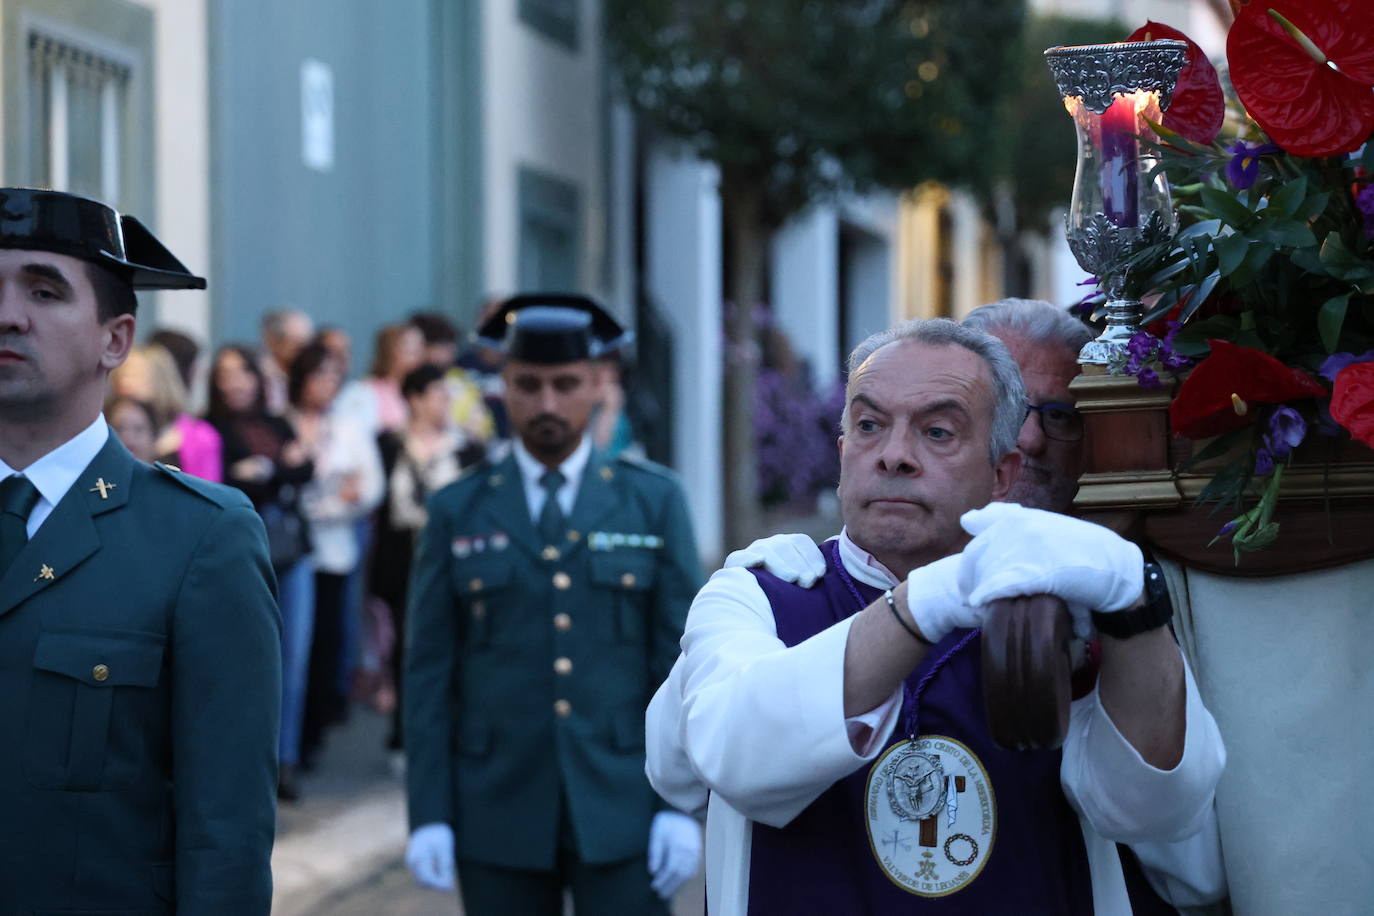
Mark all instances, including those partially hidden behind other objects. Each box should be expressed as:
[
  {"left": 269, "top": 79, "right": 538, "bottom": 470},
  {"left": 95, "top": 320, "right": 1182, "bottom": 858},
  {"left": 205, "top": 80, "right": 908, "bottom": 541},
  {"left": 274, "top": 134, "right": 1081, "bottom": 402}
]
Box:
[
  {"left": 207, "top": 344, "right": 315, "bottom": 801},
  {"left": 106, "top": 396, "right": 160, "bottom": 463},
  {"left": 373, "top": 364, "right": 485, "bottom": 764},
  {"left": 286, "top": 342, "right": 384, "bottom": 769},
  {"left": 111, "top": 342, "right": 223, "bottom": 481},
  {"left": 333, "top": 322, "right": 424, "bottom": 438}
]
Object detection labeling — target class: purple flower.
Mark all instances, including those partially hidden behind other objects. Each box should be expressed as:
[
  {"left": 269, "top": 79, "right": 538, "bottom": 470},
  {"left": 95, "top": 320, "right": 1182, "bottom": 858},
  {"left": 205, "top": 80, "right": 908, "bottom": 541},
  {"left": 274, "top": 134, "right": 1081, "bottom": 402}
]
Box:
[
  {"left": 1158, "top": 320, "right": 1194, "bottom": 371},
  {"left": 1357, "top": 184, "right": 1374, "bottom": 239},
  {"left": 1217, "top": 519, "right": 1238, "bottom": 538},
  {"left": 1318, "top": 349, "right": 1374, "bottom": 383},
  {"left": 1137, "top": 366, "right": 1161, "bottom": 389},
  {"left": 1254, "top": 406, "right": 1306, "bottom": 474},
  {"left": 1124, "top": 330, "right": 1158, "bottom": 375},
  {"left": 1263, "top": 405, "right": 1307, "bottom": 458},
  {"left": 1224, "top": 140, "right": 1281, "bottom": 190}
]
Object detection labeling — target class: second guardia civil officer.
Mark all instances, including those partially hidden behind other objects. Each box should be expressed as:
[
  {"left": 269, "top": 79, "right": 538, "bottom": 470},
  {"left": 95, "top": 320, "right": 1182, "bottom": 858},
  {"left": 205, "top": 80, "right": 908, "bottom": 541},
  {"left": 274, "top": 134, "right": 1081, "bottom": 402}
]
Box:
[{"left": 403, "top": 295, "right": 704, "bottom": 913}]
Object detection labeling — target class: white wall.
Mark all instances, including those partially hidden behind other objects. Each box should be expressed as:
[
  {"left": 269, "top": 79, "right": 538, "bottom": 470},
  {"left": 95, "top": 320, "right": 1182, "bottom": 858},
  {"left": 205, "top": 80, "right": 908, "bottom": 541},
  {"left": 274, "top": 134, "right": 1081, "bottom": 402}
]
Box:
[
  {"left": 770, "top": 206, "right": 839, "bottom": 386},
  {"left": 481, "top": 0, "right": 605, "bottom": 298},
  {"left": 141, "top": 0, "right": 211, "bottom": 342},
  {"left": 645, "top": 140, "right": 723, "bottom": 562}
]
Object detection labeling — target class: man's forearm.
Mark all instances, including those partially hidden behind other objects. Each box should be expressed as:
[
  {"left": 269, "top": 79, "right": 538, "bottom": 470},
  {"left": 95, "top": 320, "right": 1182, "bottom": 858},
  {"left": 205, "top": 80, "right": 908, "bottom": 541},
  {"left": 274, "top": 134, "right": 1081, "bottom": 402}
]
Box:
[
  {"left": 842, "top": 582, "right": 931, "bottom": 717},
  {"left": 1096, "top": 627, "right": 1186, "bottom": 769}
]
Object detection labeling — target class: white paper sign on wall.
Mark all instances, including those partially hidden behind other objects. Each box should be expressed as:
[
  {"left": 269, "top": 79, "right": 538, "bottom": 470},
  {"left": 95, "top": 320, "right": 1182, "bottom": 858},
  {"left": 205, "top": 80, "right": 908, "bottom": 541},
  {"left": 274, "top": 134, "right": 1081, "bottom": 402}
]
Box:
[{"left": 301, "top": 59, "right": 334, "bottom": 173}]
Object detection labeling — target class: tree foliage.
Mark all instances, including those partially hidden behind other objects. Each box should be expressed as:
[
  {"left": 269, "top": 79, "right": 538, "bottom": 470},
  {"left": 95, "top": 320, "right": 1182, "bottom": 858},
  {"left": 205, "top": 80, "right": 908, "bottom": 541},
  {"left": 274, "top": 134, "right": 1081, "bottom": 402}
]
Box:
[
  {"left": 607, "top": 0, "right": 1027, "bottom": 226},
  {"left": 985, "top": 14, "right": 1131, "bottom": 232}
]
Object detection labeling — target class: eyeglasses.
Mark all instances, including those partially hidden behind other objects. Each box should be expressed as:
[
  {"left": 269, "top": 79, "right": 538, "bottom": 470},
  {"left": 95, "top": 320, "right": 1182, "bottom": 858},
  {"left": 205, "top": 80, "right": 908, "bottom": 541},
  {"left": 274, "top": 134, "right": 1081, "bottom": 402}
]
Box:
[{"left": 1024, "top": 401, "right": 1084, "bottom": 442}]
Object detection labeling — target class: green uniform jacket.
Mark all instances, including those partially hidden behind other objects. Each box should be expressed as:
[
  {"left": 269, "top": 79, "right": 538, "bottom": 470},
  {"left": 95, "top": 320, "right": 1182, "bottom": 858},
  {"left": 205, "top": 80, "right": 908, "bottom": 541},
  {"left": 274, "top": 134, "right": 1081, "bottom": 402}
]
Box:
[
  {"left": 404, "top": 449, "right": 701, "bottom": 870},
  {"left": 0, "top": 434, "right": 281, "bottom": 915}
]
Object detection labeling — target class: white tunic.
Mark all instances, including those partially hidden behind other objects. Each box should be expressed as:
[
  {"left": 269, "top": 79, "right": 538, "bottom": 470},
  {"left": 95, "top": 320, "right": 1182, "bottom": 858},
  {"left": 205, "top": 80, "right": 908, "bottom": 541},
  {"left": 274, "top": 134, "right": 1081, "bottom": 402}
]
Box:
[{"left": 647, "top": 538, "right": 1228, "bottom": 915}]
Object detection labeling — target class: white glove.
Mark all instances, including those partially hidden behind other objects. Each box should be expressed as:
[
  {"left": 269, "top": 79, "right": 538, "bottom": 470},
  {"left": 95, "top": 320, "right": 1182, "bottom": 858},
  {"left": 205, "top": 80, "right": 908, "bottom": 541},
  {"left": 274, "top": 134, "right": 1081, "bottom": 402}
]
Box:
[
  {"left": 958, "top": 503, "right": 1143, "bottom": 613},
  {"left": 648, "top": 810, "right": 702, "bottom": 900},
  {"left": 722, "top": 533, "right": 827, "bottom": 587},
  {"left": 405, "top": 822, "right": 456, "bottom": 891},
  {"left": 906, "top": 553, "right": 985, "bottom": 644}
]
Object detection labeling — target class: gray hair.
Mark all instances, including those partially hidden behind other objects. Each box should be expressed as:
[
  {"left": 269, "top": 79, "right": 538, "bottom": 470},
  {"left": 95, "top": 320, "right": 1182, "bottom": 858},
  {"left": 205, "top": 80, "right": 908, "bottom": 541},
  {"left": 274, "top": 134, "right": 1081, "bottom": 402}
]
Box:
[
  {"left": 962, "top": 298, "right": 1092, "bottom": 355},
  {"left": 841, "top": 318, "right": 1026, "bottom": 464},
  {"left": 260, "top": 308, "right": 309, "bottom": 340}
]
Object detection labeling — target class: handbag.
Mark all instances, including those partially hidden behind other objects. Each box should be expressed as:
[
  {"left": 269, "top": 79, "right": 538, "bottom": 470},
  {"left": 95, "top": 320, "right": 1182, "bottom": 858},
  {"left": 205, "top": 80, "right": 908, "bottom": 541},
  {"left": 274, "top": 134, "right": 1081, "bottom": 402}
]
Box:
[{"left": 258, "top": 489, "right": 311, "bottom": 571}]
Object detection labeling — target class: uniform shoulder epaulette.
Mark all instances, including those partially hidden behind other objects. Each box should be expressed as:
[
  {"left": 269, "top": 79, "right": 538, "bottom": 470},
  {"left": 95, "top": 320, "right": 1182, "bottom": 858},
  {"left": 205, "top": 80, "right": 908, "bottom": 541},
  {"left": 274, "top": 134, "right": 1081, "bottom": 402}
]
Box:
[
  {"left": 453, "top": 456, "right": 493, "bottom": 483},
  {"left": 152, "top": 462, "right": 250, "bottom": 509},
  {"left": 614, "top": 452, "right": 677, "bottom": 481}
]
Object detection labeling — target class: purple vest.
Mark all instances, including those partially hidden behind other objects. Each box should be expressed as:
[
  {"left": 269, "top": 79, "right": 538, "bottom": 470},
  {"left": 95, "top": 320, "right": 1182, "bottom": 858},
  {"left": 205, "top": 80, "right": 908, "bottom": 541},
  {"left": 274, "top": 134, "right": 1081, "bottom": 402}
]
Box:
[{"left": 745, "top": 541, "right": 1095, "bottom": 915}]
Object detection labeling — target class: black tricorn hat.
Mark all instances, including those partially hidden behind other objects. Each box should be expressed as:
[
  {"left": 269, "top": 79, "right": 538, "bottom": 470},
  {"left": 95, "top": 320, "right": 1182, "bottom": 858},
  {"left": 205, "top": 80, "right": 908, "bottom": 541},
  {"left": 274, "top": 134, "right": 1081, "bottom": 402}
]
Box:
[
  {"left": 475, "top": 293, "right": 633, "bottom": 364},
  {"left": 0, "top": 187, "right": 206, "bottom": 290}
]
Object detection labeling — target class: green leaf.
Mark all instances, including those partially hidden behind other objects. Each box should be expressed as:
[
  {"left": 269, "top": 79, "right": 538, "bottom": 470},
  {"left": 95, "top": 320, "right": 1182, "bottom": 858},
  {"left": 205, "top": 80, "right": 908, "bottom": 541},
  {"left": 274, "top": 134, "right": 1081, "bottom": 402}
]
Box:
[
  {"left": 1179, "top": 272, "right": 1223, "bottom": 322},
  {"left": 1215, "top": 233, "right": 1251, "bottom": 277},
  {"left": 1193, "top": 456, "right": 1252, "bottom": 510},
  {"left": 1291, "top": 246, "right": 1330, "bottom": 276},
  {"left": 1200, "top": 186, "right": 1255, "bottom": 228},
  {"left": 1362, "top": 140, "right": 1374, "bottom": 174},
  {"left": 1256, "top": 219, "right": 1317, "bottom": 248},
  {"left": 1318, "top": 292, "right": 1352, "bottom": 353},
  {"left": 1266, "top": 175, "right": 1307, "bottom": 219},
  {"left": 1173, "top": 314, "right": 1239, "bottom": 355},
  {"left": 1178, "top": 426, "right": 1253, "bottom": 472},
  {"left": 1293, "top": 191, "right": 1331, "bottom": 223},
  {"left": 1320, "top": 233, "right": 1359, "bottom": 271}
]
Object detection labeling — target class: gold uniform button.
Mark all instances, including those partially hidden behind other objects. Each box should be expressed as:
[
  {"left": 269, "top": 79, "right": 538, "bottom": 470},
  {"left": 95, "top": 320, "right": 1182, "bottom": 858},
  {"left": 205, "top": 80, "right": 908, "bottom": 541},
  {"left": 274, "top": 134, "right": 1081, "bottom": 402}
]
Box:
[
  {"left": 552, "top": 572, "right": 572, "bottom": 590},
  {"left": 92, "top": 664, "right": 110, "bottom": 682},
  {"left": 554, "top": 699, "right": 572, "bottom": 718},
  {"left": 541, "top": 546, "right": 561, "bottom": 561},
  {"left": 566, "top": 530, "right": 581, "bottom": 543},
  {"left": 620, "top": 572, "right": 637, "bottom": 588},
  {"left": 600, "top": 467, "right": 614, "bottom": 481},
  {"left": 554, "top": 657, "right": 573, "bottom": 676},
  {"left": 468, "top": 578, "right": 484, "bottom": 592},
  {"left": 472, "top": 600, "right": 486, "bottom": 620},
  {"left": 553, "top": 613, "right": 572, "bottom": 631}
]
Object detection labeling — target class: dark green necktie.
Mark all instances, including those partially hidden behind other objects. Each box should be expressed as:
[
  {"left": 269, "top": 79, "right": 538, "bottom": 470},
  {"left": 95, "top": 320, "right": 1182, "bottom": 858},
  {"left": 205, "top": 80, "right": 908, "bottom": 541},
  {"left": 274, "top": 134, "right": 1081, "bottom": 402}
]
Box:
[
  {"left": 0, "top": 474, "right": 41, "bottom": 578},
  {"left": 538, "top": 469, "right": 567, "bottom": 547}
]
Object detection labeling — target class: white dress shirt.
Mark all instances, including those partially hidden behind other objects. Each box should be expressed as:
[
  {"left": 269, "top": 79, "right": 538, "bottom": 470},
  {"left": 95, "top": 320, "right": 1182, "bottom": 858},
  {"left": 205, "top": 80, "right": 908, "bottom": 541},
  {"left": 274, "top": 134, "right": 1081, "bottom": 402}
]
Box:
[
  {"left": 646, "top": 534, "right": 1228, "bottom": 915},
  {"left": 296, "top": 412, "right": 385, "bottom": 574},
  {"left": 511, "top": 436, "right": 591, "bottom": 523},
  {"left": 0, "top": 414, "right": 109, "bottom": 537}
]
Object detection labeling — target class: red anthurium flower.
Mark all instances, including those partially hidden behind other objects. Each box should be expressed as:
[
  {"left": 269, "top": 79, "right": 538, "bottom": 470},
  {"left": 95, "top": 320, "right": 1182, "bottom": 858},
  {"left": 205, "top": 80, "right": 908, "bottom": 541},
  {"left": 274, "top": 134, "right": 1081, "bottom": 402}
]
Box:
[
  {"left": 1170, "top": 339, "right": 1328, "bottom": 439},
  {"left": 1331, "top": 361, "right": 1374, "bottom": 447},
  {"left": 1228, "top": 0, "right": 1374, "bottom": 157},
  {"left": 1128, "top": 21, "right": 1224, "bottom": 144}
]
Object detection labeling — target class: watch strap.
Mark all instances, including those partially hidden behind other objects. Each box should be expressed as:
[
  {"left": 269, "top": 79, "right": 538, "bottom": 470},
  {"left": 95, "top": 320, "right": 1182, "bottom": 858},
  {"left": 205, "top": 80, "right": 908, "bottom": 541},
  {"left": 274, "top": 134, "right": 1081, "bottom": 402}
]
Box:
[{"left": 1091, "top": 561, "right": 1173, "bottom": 639}]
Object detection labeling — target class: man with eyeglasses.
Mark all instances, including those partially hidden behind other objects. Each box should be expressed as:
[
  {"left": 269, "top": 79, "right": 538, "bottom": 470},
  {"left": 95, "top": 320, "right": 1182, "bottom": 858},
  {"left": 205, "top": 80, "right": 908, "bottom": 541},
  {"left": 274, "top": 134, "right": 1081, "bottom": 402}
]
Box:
[{"left": 962, "top": 299, "right": 1087, "bottom": 514}]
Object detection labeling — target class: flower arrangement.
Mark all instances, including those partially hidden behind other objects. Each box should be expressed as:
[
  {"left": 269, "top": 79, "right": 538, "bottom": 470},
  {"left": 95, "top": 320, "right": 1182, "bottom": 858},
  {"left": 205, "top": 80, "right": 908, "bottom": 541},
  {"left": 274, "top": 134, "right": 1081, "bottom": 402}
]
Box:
[{"left": 1101, "top": 2, "right": 1374, "bottom": 558}]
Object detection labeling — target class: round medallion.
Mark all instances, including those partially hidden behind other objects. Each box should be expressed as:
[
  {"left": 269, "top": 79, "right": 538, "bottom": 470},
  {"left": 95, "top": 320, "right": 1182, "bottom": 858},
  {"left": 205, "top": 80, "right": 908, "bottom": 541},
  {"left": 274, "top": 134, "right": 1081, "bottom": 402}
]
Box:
[{"left": 865, "top": 735, "right": 996, "bottom": 898}]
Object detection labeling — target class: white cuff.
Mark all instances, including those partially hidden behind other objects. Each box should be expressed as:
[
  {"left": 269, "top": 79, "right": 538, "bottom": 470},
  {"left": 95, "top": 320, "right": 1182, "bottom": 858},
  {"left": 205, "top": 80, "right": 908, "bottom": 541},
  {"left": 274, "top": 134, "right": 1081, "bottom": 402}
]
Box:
[
  {"left": 1062, "top": 651, "right": 1226, "bottom": 843},
  {"left": 845, "top": 688, "right": 903, "bottom": 756}
]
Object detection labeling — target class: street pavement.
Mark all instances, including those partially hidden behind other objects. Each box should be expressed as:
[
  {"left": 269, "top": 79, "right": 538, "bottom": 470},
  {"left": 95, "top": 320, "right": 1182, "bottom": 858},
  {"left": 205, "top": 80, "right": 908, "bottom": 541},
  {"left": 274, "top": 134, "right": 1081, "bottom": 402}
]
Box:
[{"left": 271, "top": 703, "right": 705, "bottom": 915}]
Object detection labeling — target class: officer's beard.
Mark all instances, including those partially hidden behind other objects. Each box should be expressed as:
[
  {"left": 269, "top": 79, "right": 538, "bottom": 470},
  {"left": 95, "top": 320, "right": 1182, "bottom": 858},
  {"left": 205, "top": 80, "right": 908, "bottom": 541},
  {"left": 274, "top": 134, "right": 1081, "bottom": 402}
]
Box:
[{"left": 521, "top": 414, "right": 577, "bottom": 463}]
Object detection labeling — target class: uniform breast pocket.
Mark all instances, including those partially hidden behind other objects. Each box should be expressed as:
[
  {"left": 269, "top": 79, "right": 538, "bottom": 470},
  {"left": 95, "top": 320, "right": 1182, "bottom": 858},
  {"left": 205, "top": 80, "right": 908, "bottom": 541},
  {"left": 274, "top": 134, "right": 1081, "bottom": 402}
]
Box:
[
  {"left": 588, "top": 552, "right": 657, "bottom": 643},
  {"left": 450, "top": 557, "right": 516, "bottom": 647},
  {"left": 24, "top": 629, "right": 166, "bottom": 791}
]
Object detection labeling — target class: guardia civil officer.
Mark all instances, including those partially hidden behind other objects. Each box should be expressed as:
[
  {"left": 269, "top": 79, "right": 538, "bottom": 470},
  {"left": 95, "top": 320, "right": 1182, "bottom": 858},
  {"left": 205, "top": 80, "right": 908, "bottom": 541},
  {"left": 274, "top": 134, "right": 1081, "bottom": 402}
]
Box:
[
  {"left": 403, "top": 295, "right": 703, "bottom": 913},
  {"left": 0, "top": 189, "right": 280, "bottom": 914}
]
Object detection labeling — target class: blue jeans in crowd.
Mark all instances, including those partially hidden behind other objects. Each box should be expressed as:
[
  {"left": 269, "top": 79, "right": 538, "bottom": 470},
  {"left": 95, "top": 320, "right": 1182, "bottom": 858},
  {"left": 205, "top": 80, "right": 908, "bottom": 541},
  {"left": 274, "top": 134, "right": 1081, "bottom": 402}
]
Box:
[
  {"left": 277, "top": 555, "right": 316, "bottom": 767},
  {"left": 337, "top": 516, "right": 374, "bottom": 698}
]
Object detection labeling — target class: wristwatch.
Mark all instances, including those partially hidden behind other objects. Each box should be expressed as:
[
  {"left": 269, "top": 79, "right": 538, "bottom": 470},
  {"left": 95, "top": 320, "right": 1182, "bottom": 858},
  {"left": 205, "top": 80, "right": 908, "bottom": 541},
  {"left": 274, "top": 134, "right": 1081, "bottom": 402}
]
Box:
[{"left": 1091, "top": 561, "right": 1173, "bottom": 639}]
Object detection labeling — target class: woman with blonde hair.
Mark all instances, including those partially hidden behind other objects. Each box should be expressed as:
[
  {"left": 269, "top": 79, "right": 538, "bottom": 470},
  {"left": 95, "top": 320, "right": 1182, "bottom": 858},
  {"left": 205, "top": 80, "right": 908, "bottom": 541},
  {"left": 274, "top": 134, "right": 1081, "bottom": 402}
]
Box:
[{"left": 110, "top": 343, "right": 223, "bottom": 480}]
